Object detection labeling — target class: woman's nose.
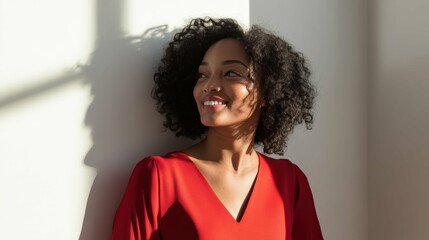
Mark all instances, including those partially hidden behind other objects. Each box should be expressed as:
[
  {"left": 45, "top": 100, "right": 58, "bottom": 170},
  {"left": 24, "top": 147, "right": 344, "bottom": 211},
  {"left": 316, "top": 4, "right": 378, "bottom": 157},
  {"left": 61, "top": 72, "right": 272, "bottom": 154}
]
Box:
[
  {"left": 206, "top": 85, "right": 221, "bottom": 92},
  {"left": 204, "top": 76, "right": 222, "bottom": 92}
]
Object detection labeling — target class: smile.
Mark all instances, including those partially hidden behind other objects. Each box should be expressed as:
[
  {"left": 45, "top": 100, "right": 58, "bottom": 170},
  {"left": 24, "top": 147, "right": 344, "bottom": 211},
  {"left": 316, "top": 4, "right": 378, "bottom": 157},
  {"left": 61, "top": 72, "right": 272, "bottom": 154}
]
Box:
[{"left": 203, "top": 101, "right": 226, "bottom": 106}]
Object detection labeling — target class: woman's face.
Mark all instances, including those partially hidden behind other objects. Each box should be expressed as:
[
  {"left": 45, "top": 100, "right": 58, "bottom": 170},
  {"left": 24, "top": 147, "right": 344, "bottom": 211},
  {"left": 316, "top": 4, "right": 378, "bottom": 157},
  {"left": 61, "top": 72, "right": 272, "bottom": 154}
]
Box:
[{"left": 193, "top": 38, "right": 262, "bottom": 130}]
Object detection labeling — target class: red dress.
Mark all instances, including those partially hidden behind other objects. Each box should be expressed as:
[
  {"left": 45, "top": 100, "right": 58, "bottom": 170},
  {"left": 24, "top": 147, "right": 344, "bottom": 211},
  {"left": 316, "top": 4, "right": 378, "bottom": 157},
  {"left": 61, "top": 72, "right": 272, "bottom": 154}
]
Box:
[{"left": 112, "top": 151, "right": 323, "bottom": 240}]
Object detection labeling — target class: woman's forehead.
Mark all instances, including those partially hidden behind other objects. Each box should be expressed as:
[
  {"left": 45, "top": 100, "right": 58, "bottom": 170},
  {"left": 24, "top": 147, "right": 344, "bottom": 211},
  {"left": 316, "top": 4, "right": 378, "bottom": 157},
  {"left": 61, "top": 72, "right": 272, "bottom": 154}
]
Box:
[{"left": 202, "top": 38, "right": 250, "bottom": 65}]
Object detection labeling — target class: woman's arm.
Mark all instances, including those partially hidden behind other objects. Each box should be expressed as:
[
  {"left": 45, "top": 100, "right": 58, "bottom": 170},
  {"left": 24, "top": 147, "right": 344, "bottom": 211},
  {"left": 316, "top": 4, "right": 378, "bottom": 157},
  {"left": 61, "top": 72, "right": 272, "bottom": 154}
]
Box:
[
  {"left": 112, "top": 158, "right": 161, "bottom": 240},
  {"left": 292, "top": 164, "right": 323, "bottom": 239}
]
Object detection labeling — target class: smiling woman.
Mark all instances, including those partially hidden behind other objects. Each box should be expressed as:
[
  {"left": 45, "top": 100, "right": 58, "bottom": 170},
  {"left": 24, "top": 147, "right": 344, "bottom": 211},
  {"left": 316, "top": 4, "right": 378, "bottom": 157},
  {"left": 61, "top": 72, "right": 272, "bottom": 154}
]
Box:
[
  {"left": 112, "top": 17, "right": 323, "bottom": 240},
  {"left": 194, "top": 38, "right": 262, "bottom": 129}
]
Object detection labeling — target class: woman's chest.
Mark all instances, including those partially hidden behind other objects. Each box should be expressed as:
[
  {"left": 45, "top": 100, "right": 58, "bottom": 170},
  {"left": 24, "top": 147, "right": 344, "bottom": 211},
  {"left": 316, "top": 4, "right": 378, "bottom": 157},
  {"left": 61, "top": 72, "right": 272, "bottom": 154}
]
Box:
[{"left": 157, "top": 163, "right": 292, "bottom": 240}]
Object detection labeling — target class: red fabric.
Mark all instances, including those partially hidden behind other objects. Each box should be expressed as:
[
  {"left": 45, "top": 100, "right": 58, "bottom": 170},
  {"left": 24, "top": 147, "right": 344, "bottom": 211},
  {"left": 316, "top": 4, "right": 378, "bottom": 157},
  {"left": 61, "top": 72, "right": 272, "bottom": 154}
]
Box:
[{"left": 112, "top": 151, "right": 323, "bottom": 240}]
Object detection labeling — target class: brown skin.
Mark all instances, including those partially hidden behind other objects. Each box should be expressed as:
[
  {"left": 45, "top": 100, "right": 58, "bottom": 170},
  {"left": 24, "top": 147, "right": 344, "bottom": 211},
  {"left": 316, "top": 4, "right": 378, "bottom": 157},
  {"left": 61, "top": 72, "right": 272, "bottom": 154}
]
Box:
[{"left": 184, "top": 39, "right": 263, "bottom": 221}]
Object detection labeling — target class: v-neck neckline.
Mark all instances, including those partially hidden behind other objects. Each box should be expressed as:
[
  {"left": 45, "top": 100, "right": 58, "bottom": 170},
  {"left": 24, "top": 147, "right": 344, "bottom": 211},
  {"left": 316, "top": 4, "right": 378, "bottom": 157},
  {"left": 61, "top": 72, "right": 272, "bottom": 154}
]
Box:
[{"left": 175, "top": 151, "right": 262, "bottom": 224}]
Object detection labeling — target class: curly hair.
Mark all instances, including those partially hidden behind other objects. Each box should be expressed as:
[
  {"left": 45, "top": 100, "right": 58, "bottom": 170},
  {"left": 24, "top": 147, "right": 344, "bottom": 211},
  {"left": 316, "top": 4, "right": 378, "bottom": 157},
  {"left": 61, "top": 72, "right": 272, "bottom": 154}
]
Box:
[{"left": 152, "top": 17, "right": 315, "bottom": 155}]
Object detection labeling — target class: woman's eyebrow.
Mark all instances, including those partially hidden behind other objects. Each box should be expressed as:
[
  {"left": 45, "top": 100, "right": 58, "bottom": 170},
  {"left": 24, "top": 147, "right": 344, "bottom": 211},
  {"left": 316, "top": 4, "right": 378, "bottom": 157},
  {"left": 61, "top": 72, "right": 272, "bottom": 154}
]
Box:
[
  {"left": 199, "top": 60, "right": 248, "bottom": 68},
  {"left": 222, "top": 60, "right": 248, "bottom": 68}
]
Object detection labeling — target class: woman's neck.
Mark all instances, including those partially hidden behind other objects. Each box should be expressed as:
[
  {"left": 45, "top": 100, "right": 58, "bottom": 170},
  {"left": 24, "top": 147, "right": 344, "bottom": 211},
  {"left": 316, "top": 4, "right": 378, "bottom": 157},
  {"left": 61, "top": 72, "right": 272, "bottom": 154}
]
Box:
[{"left": 189, "top": 127, "right": 258, "bottom": 173}]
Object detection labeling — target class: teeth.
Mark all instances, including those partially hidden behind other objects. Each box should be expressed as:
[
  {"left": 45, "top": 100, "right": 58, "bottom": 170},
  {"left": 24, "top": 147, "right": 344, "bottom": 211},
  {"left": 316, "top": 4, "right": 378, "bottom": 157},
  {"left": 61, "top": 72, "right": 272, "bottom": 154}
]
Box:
[{"left": 203, "top": 101, "right": 225, "bottom": 106}]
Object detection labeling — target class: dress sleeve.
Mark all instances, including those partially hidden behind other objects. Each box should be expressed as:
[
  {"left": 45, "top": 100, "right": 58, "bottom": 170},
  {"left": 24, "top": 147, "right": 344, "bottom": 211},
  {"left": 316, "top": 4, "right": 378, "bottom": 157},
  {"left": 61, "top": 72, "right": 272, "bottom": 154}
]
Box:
[
  {"left": 112, "top": 157, "right": 161, "bottom": 240},
  {"left": 292, "top": 164, "right": 323, "bottom": 239}
]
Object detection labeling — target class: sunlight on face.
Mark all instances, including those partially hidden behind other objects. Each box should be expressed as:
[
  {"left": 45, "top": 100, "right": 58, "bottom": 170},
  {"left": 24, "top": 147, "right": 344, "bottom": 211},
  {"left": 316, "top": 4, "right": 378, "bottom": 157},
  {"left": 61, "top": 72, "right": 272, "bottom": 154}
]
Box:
[{"left": 193, "top": 38, "right": 262, "bottom": 129}]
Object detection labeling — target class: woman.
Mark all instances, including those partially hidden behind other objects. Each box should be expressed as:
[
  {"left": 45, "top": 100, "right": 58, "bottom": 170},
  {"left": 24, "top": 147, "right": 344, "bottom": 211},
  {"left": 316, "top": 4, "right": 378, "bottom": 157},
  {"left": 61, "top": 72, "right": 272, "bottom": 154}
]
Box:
[{"left": 112, "top": 17, "right": 323, "bottom": 239}]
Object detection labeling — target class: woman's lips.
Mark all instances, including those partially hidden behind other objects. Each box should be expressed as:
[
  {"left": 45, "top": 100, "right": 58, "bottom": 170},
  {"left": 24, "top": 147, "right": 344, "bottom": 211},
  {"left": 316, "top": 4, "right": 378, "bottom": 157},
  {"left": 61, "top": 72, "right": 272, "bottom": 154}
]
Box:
[{"left": 201, "top": 96, "right": 228, "bottom": 109}]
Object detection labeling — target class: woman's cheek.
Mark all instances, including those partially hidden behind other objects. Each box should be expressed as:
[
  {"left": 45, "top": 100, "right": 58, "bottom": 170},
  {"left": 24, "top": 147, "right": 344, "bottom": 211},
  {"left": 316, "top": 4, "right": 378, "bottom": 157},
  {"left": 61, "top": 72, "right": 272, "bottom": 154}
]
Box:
[{"left": 193, "top": 82, "right": 201, "bottom": 102}]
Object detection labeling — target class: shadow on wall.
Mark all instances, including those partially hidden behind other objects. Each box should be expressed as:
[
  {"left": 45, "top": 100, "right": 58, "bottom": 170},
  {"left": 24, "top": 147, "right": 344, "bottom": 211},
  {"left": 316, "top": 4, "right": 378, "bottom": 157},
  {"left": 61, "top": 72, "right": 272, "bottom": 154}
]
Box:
[{"left": 78, "top": 26, "right": 194, "bottom": 240}]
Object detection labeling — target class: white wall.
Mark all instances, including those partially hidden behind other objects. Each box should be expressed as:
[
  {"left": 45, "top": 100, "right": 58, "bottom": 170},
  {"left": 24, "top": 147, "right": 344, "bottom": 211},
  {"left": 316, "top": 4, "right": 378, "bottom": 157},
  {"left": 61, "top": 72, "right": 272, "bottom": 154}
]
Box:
[
  {"left": 0, "top": 1, "right": 248, "bottom": 239},
  {"left": 250, "top": 1, "right": 368, "bottom": 239},
  {"left": 368, "top": 0, "right": 429, "bottom": 239},
  {"left": 7, "top": 1, "right": 426, "bottom": 240}
]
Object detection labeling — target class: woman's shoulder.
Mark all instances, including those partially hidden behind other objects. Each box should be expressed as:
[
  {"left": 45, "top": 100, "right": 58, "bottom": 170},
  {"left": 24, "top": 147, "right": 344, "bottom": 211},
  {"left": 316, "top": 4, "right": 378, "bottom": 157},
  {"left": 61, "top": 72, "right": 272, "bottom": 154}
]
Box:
[
  {"left": 259, "top": 152, "right": 295, "bottom": 169},
  {"left": 134, "top": 151, "right": 193, "bottom": 172},
  {"left": 258, "top": 152, "right": 306, "bottom": 179},
  {"left": 258, "top": 152, "right": 315, "bottom": 202}
]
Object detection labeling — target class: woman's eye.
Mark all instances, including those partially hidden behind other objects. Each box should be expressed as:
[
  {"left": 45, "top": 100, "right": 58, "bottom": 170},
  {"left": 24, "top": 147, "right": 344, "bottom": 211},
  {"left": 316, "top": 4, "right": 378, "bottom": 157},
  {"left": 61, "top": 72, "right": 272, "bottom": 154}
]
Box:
[
  {"left": 197, "top": 72, "right": 207, "bottom": 79},
  {"left": 224, "top": 71, "right": 241, "bottom": 77}
]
